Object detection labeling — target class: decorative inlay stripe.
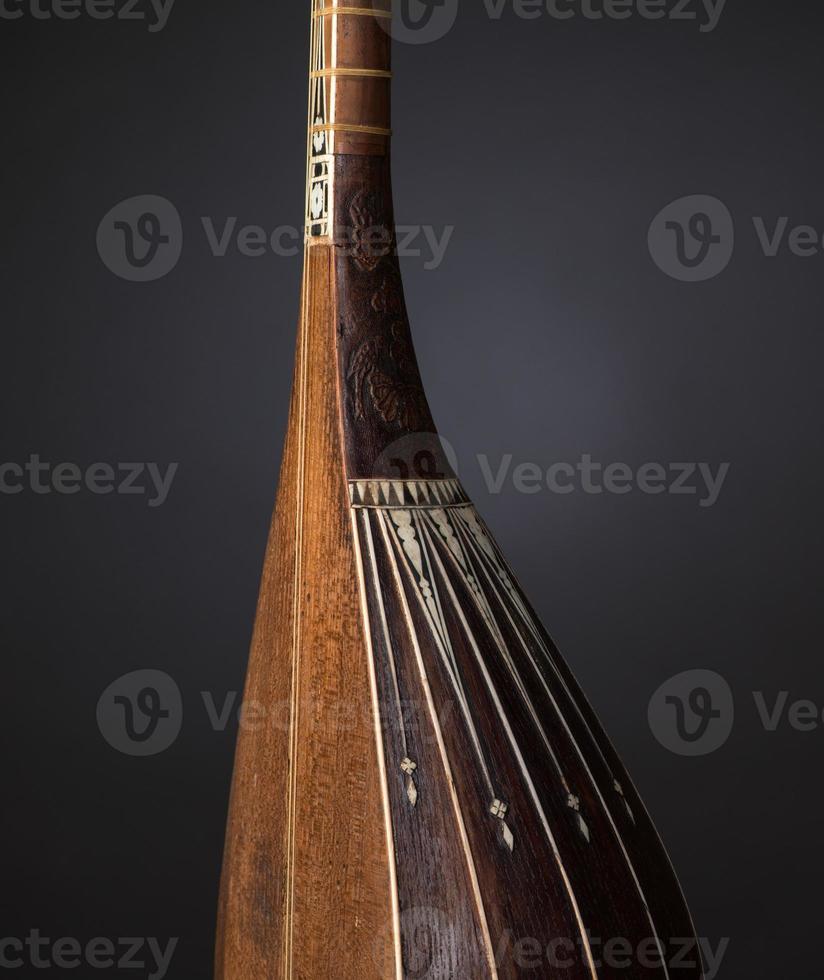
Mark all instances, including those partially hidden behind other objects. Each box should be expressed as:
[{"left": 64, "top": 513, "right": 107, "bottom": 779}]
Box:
[
  {"left": 417, "top": 511, "right": 590, "bottom": 846},
  {"left": 376, "top": 511, "right": 500, "bottom": 979},
  {"left": 349, "top": 478, "right": 467, "bottom": 509},
  {"left": 382, "top": 509, "right": 496, "bottom": 798},
  {"left": 312, "top": 123, "right": 392, "bottom": 136},
  {"left": 422, "top": 537, "right": 599, "bottom": 980},
  {"left": 348, "top": 479, "right": 675, "bottom": 979},
  {"left": 283, "top": 259, "right": 313, "bottom": 980},
  {"left": 446, "top": 505, "right": 671, "bottom": 977},
  {"left": 311, "top": 68, "right": 393, "bottom": 78},
  {"left": 306, "top": 0, "right": 332, "bottom": 238},
  {"left": 313, "top": 6, "right": 393, "bottom": 17},
  {"left": 360, "top": 510, "right": 419, "bottom": 808},
  {"left": 349, "top": 510, "right": 404, "bottom": 980}
]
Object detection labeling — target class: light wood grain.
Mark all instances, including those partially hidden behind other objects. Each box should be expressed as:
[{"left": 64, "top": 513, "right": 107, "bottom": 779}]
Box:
[{"left": 216, "top": 247, "right": 395, "bottom": 979}]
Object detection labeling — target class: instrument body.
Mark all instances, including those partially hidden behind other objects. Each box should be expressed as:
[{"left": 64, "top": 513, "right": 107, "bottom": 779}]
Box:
[{"left": 216, "top": 4, "right": 702, "bottom": 978}]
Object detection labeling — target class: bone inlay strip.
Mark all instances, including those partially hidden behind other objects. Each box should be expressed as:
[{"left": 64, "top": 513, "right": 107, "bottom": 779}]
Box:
[
  {"left": 283, "top": 257, "right": 313, "bottom": 980},
  {"left": 383, "top": 510, "right": 496, "bottom": 798},
  {"left": 376, "top": 511, "right": 500, "bottom": 980},
  {"left": 311, "top": 68, "right": 392, "bottom": 78},
  {"left": 311, "top": 124, "right": 392, "bottom": 136},
  {"left": 313, "top": 6, "right": 393, "bottom": 17},
  {"left": 349, "top": 510, "right": 404, "bottom": 980},
  {"left": 447, "top": 506, "right": 672, "bottom": 974},
  {"left": 423, "top": 537, "right": 600, "bottom": 980},
  {"left": 350, "top": 479, "right": 468, "bottom": 509},
  {"left": 361, "top": 510, "right": 410, "bottom": 757}
]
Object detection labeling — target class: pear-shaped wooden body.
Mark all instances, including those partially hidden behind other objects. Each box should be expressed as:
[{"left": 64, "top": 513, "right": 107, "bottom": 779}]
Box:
[{"left": 215, "top": 157, "right": 702, "bottom": 980}]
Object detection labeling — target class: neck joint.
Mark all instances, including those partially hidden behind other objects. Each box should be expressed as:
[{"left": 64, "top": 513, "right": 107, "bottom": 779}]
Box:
[{"left": 306, "top": 0, "right": 393, "bottom": 240}]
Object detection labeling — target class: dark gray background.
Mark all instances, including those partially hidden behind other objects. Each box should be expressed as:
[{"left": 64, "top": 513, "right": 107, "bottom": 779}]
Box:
[{"left": 2, "top": 0, "right": 822, "bottom": 976}]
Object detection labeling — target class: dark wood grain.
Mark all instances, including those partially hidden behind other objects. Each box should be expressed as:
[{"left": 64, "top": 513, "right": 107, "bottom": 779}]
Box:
[
  {"left": 333, "top": 153, "right": 454, "bottom": 481},
  {"left": 216, "top": 4, "right": 703, "bottom": 977}
]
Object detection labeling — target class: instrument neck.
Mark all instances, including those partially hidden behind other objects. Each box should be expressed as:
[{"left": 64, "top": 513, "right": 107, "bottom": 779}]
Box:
[{"left": 306, "top": 1, "right": 393, "bottom": 241}]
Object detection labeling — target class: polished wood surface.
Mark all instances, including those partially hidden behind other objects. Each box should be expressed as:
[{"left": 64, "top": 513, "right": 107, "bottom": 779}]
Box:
[
  {"left": 216, "top": 246, "right": 396, "bottom": 978},
  {"left": 216, "top": 4, "right": 703, "bottom": 978},
  {"left": 314, "top": 0, "right": 392, "bottom": 156}
]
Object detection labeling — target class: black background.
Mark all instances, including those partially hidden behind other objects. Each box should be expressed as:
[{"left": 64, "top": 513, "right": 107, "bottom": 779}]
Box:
[{"left": 2, "top": 0, "right": 822, "bottom": 976}]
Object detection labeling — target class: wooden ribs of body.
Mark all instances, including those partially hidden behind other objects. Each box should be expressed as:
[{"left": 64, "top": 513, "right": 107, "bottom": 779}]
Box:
[{"left": 215, "top": 4, "right": 703, "bottom": 978}]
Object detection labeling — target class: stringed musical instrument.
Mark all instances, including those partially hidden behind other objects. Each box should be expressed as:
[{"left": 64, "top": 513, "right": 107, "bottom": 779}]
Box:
[{"left": 216, "top": 3, "right": 703, "bottom": 977}]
